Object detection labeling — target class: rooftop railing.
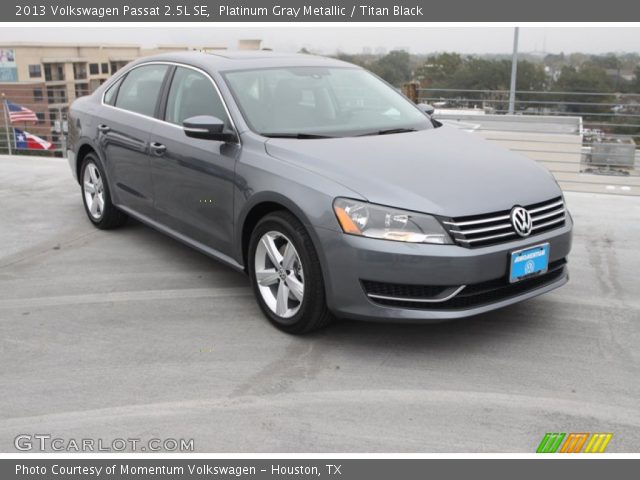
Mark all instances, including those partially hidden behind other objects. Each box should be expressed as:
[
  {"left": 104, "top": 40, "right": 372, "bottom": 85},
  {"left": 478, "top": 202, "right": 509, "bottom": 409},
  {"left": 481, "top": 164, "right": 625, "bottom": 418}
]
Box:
[
  {"left": 419, "top": 88, "right": 640, "bottom": 139},
  {"left": 0, "top": 88, "right": 92, "bottom": 155},
  {"left": 1, "top": 84, "right": 638, "bottom": 194},
  {"left": 416, "top": 87, "right": 639, "bottom": 195}
]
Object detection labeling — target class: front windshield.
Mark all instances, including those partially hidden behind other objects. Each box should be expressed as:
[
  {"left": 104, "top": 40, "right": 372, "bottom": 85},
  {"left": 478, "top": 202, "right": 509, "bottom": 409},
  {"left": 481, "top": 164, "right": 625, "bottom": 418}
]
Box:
[{"left": 223, "top": 67, "right": 433, "bottom": 137}]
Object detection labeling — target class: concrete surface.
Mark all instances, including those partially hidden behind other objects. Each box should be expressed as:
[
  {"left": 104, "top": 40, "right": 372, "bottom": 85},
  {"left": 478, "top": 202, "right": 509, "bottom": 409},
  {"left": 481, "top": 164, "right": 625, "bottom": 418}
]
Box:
[{"left": 1, "top": 155, "right": 639, "bottom": 453}]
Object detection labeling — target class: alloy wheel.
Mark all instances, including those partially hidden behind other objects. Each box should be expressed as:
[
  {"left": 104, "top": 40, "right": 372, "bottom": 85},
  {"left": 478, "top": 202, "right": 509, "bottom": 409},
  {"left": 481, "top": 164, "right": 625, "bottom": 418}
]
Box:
[
  {"left": 254, "top": 231, "right": 305, "bottom": 319},
  {"left": 83, "top": 163, "right": 105, "bottom": 220}
]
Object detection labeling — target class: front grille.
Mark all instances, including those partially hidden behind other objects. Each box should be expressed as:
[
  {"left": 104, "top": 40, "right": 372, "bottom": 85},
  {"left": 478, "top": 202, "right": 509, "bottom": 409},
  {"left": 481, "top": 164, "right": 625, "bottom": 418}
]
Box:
[
  {"left": 441, "top": 197, "right": 566, "bottom": 248},
  {"left": 363, "top": 259, "right": 567, "bottom": 310}
]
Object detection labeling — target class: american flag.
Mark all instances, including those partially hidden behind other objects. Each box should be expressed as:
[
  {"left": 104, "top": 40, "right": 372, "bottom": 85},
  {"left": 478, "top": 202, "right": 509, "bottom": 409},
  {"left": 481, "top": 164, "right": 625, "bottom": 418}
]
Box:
[{"left": 5, "top": 100, "right": 38, "bottom": 123}]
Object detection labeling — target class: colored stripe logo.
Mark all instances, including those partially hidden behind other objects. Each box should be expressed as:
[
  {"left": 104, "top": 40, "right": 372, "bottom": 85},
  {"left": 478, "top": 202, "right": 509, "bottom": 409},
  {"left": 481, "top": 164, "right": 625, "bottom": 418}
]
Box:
[
  {"left": 584, "top": 433, "right": 614, "bottom": 453},
  {"left": 537, "top": 433, "right": 612, "bottom": 453}
]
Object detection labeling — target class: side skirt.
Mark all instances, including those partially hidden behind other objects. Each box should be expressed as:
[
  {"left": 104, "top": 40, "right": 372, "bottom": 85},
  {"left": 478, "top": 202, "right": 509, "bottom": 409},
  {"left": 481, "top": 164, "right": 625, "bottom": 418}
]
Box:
[{"left": 116, "top": 204, "right": 246, "bottom": 273}]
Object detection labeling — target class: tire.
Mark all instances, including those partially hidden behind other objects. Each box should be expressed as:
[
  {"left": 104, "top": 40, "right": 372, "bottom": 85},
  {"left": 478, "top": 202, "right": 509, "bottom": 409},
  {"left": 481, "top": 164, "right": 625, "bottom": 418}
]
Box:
[
  {"left": 80, "top": 153, "right": 128, "bottom": 229},
  {"left": 248, "top": 211, "right": 334, "bottom": 334}
]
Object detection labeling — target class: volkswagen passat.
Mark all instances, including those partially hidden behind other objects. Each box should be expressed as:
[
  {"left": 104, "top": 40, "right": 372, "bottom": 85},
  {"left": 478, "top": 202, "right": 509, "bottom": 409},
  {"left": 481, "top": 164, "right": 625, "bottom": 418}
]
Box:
[{"left": 67, "top": 51, "right": 573, "bottom": 333}]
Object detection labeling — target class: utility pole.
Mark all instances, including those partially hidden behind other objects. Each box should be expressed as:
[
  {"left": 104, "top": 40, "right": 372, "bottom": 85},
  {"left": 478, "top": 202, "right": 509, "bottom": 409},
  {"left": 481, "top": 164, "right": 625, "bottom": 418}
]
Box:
[
  {"left": 59, "top": 106, "right": 67, "bottom": 154},
  {"left": 508, "top": 27, "right": 520, "bottom": 115},
  {"left": 1, "top": 93, "right": 12, "bottom": 155}
]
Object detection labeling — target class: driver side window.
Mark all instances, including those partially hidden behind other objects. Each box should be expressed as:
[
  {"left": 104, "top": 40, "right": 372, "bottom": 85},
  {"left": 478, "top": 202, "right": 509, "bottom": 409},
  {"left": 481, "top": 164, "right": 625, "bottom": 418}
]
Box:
[{"left": 165, "top": 66, "right": 229, "bottom": 127}]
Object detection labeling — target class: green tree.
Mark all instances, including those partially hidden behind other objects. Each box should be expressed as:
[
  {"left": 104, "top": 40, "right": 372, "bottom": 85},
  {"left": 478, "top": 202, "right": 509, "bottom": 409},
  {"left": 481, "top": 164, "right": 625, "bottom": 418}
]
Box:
[
  {"left": 414, "top": 52, "right": 463, "bottom": 87},
  {"left": 333, "top": 52, "right": 366, "bottom": 68},
  {"left": 447, "top": 58, "right": 546, "bottom": 92},
  {"left": 585, "top": 54, "right": 621, "bottom": 71},
  {"left": 369, "top": 50, "right": 412, "bottom": 87},
  {"left": 553, "top": 65, "right": 615, "bottom": 114},
  {"left": 543, "top": 52, "right": 566, "bottom": 72},
  {"left": 448, "top": 58, "right": 510, "bottom": 91},
  {"left": 631, "top": 66, "right": 640, "bottom": 93}
]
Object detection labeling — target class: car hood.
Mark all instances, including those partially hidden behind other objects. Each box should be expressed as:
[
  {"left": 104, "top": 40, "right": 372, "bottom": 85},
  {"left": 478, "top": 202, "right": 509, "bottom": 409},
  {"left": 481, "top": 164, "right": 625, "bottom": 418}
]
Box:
[{"left": 264, "top": 126, "right": 562, "bottom": 217}]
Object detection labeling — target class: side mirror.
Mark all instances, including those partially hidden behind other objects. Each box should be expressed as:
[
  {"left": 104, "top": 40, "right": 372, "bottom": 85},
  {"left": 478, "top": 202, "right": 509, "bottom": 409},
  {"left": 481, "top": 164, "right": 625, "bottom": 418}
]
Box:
[
  {"left": 417, "top": 103, "right": 435, "bottom": 116},
  {"left": 183, "top": 115, "right": 236, "bottom": 142}
]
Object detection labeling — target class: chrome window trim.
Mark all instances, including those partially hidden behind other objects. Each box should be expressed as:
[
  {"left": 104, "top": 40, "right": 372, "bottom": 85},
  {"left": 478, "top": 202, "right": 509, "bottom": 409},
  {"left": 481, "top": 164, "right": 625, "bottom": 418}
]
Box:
[{"left": 100, "top": 60, "right": 241, "bottom": 145}]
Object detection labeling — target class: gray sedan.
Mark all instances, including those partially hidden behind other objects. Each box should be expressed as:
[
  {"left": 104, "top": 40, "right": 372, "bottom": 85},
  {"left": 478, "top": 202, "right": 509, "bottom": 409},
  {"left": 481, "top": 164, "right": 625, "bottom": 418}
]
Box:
[{"left": 67, "top": 51, "right": 572, "bottom": 333}]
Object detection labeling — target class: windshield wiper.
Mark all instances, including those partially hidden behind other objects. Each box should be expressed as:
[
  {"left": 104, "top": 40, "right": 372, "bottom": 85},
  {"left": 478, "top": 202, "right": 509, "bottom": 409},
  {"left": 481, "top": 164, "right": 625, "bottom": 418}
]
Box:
[
  {"left": 261, "top": 132, "right": 334, "bottom": 139},
  {"left": 358, "top": 128, "right": 418, "bottom": 136}
]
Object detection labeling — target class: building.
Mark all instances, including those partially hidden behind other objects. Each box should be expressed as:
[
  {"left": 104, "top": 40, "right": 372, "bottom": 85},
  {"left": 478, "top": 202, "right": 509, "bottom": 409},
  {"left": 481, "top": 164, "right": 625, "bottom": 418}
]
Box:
[
  {"left": 0, "top": 42, "right": 230, "bottom": 110},
  {"left": 0, "top": 40, "right": 261, "bottom": 151}
]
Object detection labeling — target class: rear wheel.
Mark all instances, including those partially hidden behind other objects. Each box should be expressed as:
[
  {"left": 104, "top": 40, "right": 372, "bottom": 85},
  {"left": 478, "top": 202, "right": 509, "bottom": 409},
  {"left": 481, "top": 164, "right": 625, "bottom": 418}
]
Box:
[
  {"left": 248, "top": 211, "right": 333, "bottom": 334},
  {"left": 80, "top": 153, "right": 127, "bottom": 229}
]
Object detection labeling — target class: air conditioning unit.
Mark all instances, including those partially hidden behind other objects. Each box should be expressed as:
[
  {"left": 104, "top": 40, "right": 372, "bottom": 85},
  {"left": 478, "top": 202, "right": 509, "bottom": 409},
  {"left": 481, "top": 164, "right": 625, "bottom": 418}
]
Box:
[{"left": 587, "top": 136, "right": 636, "bottom": 168}]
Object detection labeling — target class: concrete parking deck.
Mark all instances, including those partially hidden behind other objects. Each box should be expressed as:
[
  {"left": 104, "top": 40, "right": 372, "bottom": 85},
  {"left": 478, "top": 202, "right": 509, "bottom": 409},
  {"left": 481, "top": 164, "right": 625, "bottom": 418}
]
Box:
[{"left": 1, "top": 155, "right": 639, "bottom": 452}]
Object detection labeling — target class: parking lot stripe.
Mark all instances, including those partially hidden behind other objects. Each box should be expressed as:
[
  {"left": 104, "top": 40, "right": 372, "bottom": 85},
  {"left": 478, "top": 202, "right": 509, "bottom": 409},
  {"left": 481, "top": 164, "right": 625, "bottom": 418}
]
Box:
[{"left": 0, "top": 287, "right": 252, "bottom": 309}]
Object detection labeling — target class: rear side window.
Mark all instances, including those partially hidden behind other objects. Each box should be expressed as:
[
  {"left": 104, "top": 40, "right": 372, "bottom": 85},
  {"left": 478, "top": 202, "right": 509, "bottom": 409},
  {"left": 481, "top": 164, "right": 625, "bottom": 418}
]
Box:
[
  {"left": 114, "top": 64, "right": 169, "bottom": 117},
  {"left": 103, "top": 76, "right": 123, "bottom": 106},
  {"left": 164, "top": 66, "right": 229, "bottom": 126}
]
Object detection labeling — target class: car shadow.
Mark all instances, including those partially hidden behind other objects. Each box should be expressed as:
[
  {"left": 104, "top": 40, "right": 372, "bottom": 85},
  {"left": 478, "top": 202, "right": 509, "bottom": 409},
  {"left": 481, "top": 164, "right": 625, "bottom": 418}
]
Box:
[
  {"left": 113, "top": 216, "right": 546, "bottom": 350},
  {"left": 311, "top": 301, "right": 548, "bottom": 356},
  {"left": 114, "top": 217, "right": 250, "bottom": 283}
]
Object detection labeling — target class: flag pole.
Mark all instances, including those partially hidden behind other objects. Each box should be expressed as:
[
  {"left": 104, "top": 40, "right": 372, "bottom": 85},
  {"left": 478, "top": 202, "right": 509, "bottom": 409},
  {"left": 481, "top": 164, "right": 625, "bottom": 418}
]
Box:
[{"left": 1, "top": 94, "right": 12, "bottom": 155}]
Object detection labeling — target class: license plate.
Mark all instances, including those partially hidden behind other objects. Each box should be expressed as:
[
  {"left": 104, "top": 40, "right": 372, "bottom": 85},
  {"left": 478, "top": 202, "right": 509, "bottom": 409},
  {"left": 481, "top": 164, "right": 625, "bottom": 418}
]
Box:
[{"left": 509, "top": 243, "right": 550, "bottom": 283}]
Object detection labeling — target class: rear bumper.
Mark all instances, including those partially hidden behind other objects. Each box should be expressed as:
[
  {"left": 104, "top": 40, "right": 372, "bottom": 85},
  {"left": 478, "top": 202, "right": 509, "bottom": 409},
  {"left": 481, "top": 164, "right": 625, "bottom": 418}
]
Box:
[
  {"left": 67, "top": 149, "right": 77, "bottom": 182},
  {"left": 315, "top": 214, "right": 573, "bottom": 322}
]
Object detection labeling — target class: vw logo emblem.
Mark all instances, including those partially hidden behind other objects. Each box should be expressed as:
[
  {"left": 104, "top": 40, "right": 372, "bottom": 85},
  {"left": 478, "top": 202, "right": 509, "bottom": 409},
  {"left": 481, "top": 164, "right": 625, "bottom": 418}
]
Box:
[
  {"left": 511, "top": 206, "right": 533, "bottom": 237},
  {"left": 525, "top": 260, "right": 535, "bottom": 274}
]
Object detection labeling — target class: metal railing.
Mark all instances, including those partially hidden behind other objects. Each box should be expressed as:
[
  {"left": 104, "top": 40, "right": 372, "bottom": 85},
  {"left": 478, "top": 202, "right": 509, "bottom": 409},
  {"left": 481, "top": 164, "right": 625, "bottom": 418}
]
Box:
[
  {"left": 419, "top": 88, "right": 640, "bottom": 138},
  {"left": 418, "top": 87, "right": 640, "bottom": 173},
  {"left": 0, "top": 88, "right": 95, "bottom": 156},
  {"left": 1, "top": 84, "right": 639, "bottom": 180}
]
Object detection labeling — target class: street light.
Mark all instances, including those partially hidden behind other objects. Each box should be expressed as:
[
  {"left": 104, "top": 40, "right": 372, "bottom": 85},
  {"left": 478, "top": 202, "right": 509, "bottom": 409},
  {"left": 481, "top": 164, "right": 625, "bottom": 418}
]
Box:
[{"left": 508, "top": 27, "right": 520, "bottom": 115}]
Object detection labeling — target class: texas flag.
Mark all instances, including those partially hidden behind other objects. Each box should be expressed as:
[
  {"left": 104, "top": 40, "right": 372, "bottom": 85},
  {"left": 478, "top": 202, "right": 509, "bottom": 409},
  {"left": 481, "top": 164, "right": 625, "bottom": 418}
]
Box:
[{"left": 14, "top": 128, "right": 53, "bottom": 150}]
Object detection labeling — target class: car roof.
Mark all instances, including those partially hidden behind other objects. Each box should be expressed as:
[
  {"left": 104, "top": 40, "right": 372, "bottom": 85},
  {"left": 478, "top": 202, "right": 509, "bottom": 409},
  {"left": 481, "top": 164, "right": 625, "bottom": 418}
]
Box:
[{"left": 129, "top": 50, "right": 356, "bottom": 72}]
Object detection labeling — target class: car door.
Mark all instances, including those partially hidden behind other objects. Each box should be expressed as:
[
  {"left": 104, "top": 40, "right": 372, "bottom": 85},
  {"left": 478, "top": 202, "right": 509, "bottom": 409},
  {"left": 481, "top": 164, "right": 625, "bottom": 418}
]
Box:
[
  {"left": 149, "top": 65, "right": 240, "bottom": 256},
  {"left": 98, "top": 63, "right": 170, "bottom": 219}
]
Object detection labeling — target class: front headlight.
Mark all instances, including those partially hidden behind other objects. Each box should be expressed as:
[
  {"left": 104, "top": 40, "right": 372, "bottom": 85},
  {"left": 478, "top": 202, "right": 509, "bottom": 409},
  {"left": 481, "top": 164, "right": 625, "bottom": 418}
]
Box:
[{"left": 333, "top": 198, "right": 452, "bottom": 244}]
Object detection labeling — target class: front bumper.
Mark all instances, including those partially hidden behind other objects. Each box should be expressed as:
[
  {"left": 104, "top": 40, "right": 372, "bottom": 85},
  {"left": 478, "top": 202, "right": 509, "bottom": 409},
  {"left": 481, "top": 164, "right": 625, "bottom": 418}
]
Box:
[{"left": 315, "top": 214, "right": 573, "bottom": 321}]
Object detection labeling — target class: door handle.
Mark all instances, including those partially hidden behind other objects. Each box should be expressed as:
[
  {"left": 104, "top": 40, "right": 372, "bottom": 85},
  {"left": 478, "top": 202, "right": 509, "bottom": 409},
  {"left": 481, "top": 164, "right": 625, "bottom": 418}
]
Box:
[
  {"left": 150, "top": 142, "right": 167, "bottom": 156},
  {"left": 97, "top": 124, "right": 110, "bottom": 133}
]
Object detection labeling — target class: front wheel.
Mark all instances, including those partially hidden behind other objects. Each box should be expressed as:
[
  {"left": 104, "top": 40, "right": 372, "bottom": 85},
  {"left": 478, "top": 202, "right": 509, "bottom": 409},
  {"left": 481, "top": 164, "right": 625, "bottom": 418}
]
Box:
[{"left": 248, "top": 211, "right": 333, "bottom": 334}]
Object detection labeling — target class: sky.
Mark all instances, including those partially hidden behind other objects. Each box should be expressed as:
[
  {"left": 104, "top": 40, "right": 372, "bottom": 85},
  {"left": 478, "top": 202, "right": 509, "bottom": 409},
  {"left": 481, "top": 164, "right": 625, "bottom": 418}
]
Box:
[{"left": 0, "top": 26, "right": 639, "bottom": 55}]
